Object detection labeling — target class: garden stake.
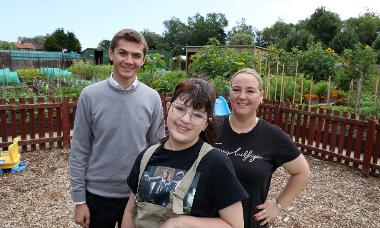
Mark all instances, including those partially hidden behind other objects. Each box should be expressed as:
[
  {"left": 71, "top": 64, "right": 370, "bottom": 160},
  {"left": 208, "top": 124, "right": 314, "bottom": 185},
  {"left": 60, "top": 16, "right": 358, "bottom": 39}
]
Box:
[
  {"left": 293, "top": 61, "right": 298, "bottom": 104},
  {"left": 327, "top": 76, "right": 331, "bottom": 107}
]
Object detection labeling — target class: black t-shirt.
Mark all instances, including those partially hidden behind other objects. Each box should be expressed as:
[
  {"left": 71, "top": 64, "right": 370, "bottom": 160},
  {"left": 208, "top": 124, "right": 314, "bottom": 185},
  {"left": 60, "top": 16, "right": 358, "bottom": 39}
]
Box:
[
  {"left": 214, "top": 117, "right": 300, "bottom": 228},
  {"left": 127, "top": 139, "right": 248, "bottom": 217}
]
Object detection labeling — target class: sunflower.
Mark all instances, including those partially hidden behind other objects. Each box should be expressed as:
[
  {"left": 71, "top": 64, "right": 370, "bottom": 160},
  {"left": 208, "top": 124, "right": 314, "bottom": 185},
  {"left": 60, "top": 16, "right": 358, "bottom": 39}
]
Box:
[{"left": 326, "top": 47, "right": 333, "bottom": 53}]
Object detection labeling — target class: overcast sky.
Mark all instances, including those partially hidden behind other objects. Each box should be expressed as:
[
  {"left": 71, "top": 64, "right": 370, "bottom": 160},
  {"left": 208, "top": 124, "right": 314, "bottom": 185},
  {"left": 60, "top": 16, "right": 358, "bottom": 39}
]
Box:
[{"left": 1, "top": 0, "right": 379, "bottom": 50}]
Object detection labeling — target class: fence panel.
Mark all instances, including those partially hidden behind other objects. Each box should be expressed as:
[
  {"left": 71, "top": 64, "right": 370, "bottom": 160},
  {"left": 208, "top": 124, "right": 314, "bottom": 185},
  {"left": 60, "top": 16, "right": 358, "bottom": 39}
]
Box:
[
  {"left": 0, "top": 98, "right": 379, "bottom": 176},
  {"left": 0, "top": 98, "right": 63, "bottom": 151},
  {"left": 337, "top": 112, "right": 348, "bottom": 163}
]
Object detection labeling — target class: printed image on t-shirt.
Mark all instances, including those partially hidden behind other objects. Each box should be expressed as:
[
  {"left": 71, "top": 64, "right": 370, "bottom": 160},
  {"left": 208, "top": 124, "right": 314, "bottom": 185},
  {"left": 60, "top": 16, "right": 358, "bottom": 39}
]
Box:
[{"left": 138, "top": 165, "right": 200, "bottom": 213}]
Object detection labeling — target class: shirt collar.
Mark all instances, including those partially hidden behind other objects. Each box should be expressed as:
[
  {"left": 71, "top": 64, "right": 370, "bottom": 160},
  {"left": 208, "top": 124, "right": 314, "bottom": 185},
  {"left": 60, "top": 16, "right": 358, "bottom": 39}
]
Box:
[{"left": 109, "top": 73, "right": 138, "bottom": 91}]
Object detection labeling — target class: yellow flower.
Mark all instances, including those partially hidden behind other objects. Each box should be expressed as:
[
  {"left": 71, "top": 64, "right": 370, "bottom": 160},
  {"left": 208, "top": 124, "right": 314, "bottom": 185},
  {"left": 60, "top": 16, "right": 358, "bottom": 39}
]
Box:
[
  {"left": 364, "top": 44, "right": 370, "bottom": 49},
  {"left": 326, "top": 48, "right": 333, "bottom": 53}
]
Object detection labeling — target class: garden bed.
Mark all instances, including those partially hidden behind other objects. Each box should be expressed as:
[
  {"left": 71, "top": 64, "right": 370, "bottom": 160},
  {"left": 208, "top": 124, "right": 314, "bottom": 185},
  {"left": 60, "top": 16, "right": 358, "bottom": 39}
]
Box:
[{"left": 0, "top": 149, "right": 379, "bottom": 227}]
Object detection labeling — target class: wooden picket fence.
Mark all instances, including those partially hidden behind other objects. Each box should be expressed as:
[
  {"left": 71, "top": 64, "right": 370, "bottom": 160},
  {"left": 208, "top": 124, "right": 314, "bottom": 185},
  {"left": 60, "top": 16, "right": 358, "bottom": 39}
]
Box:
[
  {"left": 258, "top": 100, "right": 380, "bottom": 177},
  {"left": 0, "top": 97, "right": 379, "bottom": 177},
  {"left": 0, "top": 97, "right": 77, "bottom": 151}
]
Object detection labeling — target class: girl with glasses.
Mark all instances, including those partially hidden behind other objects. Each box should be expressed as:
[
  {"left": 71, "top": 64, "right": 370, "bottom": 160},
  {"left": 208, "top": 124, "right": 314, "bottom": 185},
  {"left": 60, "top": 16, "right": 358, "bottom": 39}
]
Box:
[{"left": 122, "top": 78, "right": 248, "bottom": 228}]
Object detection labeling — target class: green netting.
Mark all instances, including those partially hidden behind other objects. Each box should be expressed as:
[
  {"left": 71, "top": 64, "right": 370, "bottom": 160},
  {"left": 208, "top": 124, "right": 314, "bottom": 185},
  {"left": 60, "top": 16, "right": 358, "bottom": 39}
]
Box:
[
  {"left": 0, "top": 68, "right": 20, "bottom": 85},
  {"left": 9, "top": 50, "right": 81, "bottom": 61},
  {"left": 40, "top": 68, "right": 72, "bottom": 78}
]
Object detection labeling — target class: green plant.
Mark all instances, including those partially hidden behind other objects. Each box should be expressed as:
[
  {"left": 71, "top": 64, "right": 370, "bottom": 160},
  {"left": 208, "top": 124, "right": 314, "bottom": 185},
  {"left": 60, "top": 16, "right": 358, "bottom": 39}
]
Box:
[
  {"left": 52, "top": 84, "right": 86, "bottom": 97},
  {"left": 313, "top": 81, "right": 329, "bottom": 97},
  {"left": 142, "top": 53, "right": 167, "bottom": 74},
  {"left": 154, "top": 70, "right": 187, "bottom": 93},
  {"left": 188, "top": 45, "right": 256, "bottom": 79},
  {"left": 341, "top": 44, "right": 377, "bottom": 88},
  {"left": 16, "top": 68, "right": 46, "bottom": 81},
  {"left": 0, "top": 85, "right": 37, "bottom": 99},
  {"left": 211, "top": 75, "right": 229, "bottom": 95},
  {"left": 298, "top": 42, "right": 338, "bottom": 81}
]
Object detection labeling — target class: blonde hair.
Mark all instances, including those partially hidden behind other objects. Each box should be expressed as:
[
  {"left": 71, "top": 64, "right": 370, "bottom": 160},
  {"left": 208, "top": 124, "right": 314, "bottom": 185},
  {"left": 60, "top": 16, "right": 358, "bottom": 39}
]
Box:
[{"left": 230, "top": 68, "right": 264, "bottom": 92}]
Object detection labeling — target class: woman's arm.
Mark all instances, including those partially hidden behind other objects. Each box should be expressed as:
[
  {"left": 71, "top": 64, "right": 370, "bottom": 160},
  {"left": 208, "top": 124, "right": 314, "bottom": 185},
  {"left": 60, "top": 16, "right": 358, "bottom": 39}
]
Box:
[
  {"left": 121, "top": 193, "right": 136, "bottom": 228},
  {"left": 277, "top": 154, "right": 311, "bottom": 208},
  {"left": 256, "top": 154, "right": 311, "bottom": 225},
  {"left": 159, "top": 201, "right": 244, "bottom": 228}
]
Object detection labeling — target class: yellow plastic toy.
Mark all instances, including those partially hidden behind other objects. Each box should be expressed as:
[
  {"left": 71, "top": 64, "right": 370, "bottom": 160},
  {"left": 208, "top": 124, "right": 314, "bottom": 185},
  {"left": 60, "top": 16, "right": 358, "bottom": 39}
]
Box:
[{"left": 0, "top": 138, "right": 21, "bottom": 169}]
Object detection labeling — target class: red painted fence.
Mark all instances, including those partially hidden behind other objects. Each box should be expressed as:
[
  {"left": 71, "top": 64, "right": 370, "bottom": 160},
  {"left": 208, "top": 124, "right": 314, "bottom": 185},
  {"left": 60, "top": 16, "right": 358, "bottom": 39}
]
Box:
[{"left": 0, "top": 97, "right": 379, "bottom": 177}]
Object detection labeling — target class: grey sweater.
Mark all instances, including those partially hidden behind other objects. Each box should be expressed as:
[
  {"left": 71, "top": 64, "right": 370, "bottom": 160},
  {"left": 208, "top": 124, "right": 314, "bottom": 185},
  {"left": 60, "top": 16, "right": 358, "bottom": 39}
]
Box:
[{"left": 69, "top": 79, "right": 165, "bottom": 203}]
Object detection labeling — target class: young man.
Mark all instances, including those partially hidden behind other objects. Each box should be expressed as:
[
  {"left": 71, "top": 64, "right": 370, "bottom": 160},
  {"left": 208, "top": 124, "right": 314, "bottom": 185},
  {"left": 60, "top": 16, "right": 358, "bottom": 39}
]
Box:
[{"left": 70, "top": 29, "right": 165, "bottom": 228}]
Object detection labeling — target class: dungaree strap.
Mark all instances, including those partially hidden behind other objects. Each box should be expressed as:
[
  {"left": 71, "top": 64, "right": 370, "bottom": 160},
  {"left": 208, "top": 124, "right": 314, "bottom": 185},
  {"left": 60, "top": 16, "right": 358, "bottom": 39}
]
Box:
[
  {"left": 136, "top": 144, "right": 161, "bottom": 200},
  {"left": 172, "top": 143, "right": 213, "bottom": 214}
]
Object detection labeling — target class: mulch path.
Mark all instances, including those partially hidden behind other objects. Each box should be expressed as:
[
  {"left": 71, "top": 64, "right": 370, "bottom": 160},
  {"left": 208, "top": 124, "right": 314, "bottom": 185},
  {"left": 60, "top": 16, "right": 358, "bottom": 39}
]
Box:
[{"left": 0, "top": 149, "right": 379, "bottom": 228}]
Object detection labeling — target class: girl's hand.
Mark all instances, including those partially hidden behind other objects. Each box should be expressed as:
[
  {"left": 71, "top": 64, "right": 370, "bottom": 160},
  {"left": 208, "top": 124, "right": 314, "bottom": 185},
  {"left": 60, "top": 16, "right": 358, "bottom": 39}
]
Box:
[{"left": 159, "top": 216, "right": 181, "bottom": 228}]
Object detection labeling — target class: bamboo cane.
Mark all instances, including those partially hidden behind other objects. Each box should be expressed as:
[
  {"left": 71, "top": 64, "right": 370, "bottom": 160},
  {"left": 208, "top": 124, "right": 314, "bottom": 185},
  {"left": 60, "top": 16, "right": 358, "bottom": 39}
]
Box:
[
  {"left": 327, "top": 76, "right": 331, "bottom": 107},
  {"left": 274, "top": 77, "right": 278, "bottom": 101},
  {"left": 300, "top": 76, "right": 304, "bottom": 104},
  {"left": 280, "top": 64, "right": 285, "bottom": 102},
  {"left": 354, "top": 75, "right": 363, "bottom": 115},
  {"left": 375, "top": 74, "right": 379, "bottom": 111},
  {"left": 348, "top": 79, "right": 354, "bottom": 107},
  {"left": 276, "top": 62, "right": 279, "bottom": 75},
  {"left": 308, "top": 76, "right": 313, "bottom": 111},
  {"left": 267, "top": 71, "right": 271, "bottom": 100}
]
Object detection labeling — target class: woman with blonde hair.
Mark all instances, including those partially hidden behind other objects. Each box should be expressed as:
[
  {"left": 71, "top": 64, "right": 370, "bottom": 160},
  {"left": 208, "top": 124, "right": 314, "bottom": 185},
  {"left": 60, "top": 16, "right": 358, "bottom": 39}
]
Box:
[{"left": 214, "top": 68, "right": 311, "bottom": 228}]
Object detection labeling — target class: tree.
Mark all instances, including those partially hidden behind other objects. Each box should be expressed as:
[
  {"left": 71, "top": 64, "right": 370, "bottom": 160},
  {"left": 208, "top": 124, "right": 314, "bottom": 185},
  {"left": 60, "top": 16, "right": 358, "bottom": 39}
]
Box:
[
  {"left": 0, "top": 41, "right": 15, "bottom": 50},
  {"left": 17, "top": 35, "right": 46, "bottom": 47},
  {"left": 306, "top": 7, "right": 341, "bottom": 46},
  {"left": 227, "top": 18, "right": 255, "bottom": 45},
  {"left": 97, "top": 39, "right": 111, "bottom": 50},
  {"left": 260, "top": 20, "right": 294, "bottom": 48},
  {"left": 229, "top": 32, "right": 255, "bottom": 45},
  {"left": 43, "top": 36, "right": 61, "bottom": 51},
  {"left": 206, "top": 37, "right": 221, "bottom": 46},
  {"left": 187, "top": 13, "right": 228, "bottom": 46},
  {"left": 66, "top": 31, "right": 81, "bottom": 52},
  {"left": 330, "top": 27, "right": 359, "bottom": 54},
  {"left": 43, "top": 28, "right": 81, "bottom": 52},
  {"left": 140, "top": 29, "right": 163, "bottom": 50},
  {"left": 346, "top": 12, "right": 380, "bottom": 46},
  {"left": 373, "top": 35, "right": 380, "bottom": 63},
  {"left": 254, "top": 30, "right": 267, "bottom": 47},
  {"left": 162, "top": 17, "right": 188, "bottom": 56},
  {"left": 284, "top": 29, "right": 314, "bottom": 51}
]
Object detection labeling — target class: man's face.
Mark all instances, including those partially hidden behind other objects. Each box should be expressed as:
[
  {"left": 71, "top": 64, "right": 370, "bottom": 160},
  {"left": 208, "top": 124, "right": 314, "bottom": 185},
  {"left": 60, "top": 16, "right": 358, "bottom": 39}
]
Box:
[
  {"left": 108, "top": 39, "right": 145, "bottom": 84},
  {"left": 162, "top": 170, "right": 169, "bottom": 179}
]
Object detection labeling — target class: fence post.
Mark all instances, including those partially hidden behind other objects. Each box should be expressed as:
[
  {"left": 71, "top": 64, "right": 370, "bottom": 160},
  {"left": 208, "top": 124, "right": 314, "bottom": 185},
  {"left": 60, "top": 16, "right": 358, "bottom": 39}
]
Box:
[
  {"left": 274, "top": 102, "right": 282, "bottom": 126},
  {"left": 62, "top": 98, "right": 70, "bottom": 149},
  {"left": 362, "top": 119, "right": 376, "bottom": 177}
]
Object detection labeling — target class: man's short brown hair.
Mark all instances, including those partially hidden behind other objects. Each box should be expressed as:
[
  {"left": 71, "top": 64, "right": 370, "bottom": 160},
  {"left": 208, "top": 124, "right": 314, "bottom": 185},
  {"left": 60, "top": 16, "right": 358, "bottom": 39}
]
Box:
[{"left": 110, "top": 29, "right": 148, "bottom": 57}]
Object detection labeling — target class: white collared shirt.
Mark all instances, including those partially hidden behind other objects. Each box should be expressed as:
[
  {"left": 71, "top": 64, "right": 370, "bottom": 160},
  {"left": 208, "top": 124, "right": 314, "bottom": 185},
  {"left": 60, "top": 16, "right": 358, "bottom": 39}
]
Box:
[{"left": 109, "top": 73, "right": 138, "bottom": 91}]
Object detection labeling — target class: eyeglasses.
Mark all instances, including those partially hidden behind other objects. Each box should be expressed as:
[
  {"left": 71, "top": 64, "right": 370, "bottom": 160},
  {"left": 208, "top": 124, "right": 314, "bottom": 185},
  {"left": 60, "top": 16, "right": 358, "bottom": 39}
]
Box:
[{"left": 171, "top": 103, "right": 207, "bottom": 126}]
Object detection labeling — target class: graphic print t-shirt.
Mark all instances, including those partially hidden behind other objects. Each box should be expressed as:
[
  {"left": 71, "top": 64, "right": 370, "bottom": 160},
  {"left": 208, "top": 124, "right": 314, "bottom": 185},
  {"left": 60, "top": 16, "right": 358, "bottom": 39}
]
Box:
[
  {"left": 214, "top": 117, "right": 300, "bottom": 228},
  {"left": 127, "top": 140, "right": 248, "bottom": 217}
]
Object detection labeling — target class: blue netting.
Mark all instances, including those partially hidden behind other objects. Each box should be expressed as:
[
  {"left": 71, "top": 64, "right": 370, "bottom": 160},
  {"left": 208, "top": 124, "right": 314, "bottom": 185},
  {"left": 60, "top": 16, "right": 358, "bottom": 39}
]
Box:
[
  {"left": 40, "top": 68, "right": 72, "bottom": 78},
  {"left": 0, "top": 68, "right": 20, "bottom": 85}
]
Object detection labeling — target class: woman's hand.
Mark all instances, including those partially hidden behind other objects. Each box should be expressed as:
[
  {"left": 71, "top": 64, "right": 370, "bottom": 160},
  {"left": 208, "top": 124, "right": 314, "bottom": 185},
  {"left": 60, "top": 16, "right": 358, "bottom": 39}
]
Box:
[{"left": 254, "top": 199, "right": 280, "bottom": 226}]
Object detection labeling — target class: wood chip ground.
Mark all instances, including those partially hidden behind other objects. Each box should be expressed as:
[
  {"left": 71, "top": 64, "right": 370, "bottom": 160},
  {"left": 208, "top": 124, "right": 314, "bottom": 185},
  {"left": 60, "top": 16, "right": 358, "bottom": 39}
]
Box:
[{"left": 0, "top": 149, "right": 379, "bottom": 228}]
